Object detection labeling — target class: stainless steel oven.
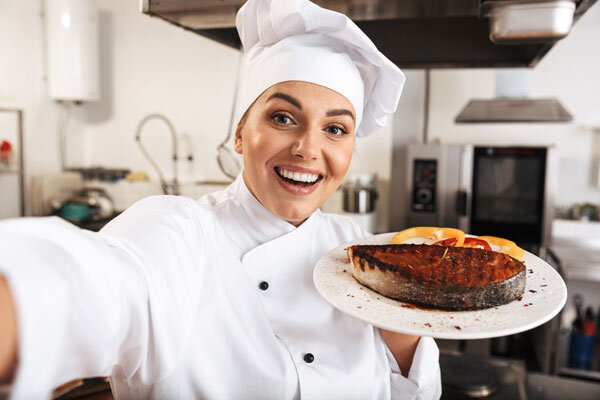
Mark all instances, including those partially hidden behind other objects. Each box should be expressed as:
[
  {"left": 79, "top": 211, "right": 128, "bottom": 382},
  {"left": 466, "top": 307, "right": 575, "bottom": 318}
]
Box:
[{"left": 405, "top": 144, "right": 557, "bottom": 254}]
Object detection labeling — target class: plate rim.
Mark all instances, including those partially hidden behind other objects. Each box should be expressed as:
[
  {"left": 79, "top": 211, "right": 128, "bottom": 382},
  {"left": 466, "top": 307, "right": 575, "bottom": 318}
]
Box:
[{"left": 313, "top": 232, "right": 567, "bottom": 340}]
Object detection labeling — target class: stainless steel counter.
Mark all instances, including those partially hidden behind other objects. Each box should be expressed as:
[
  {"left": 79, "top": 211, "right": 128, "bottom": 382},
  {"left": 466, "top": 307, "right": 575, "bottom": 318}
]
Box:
[
  {"left": 551, "top": 219, "right": 600, "bottom": 282},
  {"left": 527, "top": 372, "right": 600, "bottom": 400},
  {"left": 441, "top": 351, "right": 600, "bottom": 400}
]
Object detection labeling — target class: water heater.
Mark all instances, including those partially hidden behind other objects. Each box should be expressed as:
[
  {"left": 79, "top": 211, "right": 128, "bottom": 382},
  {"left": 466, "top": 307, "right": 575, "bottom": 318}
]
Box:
[{"left": 45, "top": 0, "right": 100, "bottom": 102}]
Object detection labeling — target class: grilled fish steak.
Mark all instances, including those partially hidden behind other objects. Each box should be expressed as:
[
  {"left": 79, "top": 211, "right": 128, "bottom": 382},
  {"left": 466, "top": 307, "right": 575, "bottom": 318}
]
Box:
[{"left": 346, "top": 244, "right": 526, "bottom": 311}]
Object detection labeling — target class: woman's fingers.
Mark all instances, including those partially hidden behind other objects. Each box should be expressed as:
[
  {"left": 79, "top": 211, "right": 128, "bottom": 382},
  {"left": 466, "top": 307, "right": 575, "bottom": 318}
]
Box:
[{"left": 0, "top": 275, "right": 18, "bottom": 384}]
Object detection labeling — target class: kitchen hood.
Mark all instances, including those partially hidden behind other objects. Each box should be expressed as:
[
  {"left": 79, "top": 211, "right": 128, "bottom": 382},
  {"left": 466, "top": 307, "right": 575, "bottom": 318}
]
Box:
[
  {"left": 140, "top": 0, "right": 597, "bottom": 68},
  {"left": 455, "top": 69, "right": 573, "bottom": 123},
  {"left": 455, "top": 98, "right": 573, "bottom": 122}
]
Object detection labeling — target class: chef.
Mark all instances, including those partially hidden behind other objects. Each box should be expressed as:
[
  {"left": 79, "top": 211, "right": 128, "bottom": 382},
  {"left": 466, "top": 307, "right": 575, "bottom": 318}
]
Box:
[{"left": 0, "top": 0, "right": 441, "bottom": 399}]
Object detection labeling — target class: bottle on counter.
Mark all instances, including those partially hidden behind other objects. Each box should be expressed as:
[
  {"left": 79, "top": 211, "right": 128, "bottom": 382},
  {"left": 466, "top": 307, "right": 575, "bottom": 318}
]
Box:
[
  {"left": 569, "top": 304, "right": 597, "bottom": 370},
  {"left": 597, "top": 305, "right": 600, "bottom": 371}
]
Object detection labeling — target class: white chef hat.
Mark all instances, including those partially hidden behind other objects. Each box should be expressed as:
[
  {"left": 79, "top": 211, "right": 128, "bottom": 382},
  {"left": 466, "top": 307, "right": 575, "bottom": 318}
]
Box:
[{"left": 234, "top": 0, "right": 406, "bottom": 137}]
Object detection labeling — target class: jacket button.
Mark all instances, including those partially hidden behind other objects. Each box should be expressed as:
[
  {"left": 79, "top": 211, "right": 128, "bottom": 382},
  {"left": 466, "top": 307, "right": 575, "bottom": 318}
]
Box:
[
  {"left": 303, "top": 353, "right": 314, "bottom": 364},
  {"left": 258, "top": 281, "right": 269, "bottom": 291}
]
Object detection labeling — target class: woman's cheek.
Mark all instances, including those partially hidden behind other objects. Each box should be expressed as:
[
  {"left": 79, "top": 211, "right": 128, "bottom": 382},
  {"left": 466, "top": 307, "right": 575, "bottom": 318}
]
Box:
[
  {"left": 331, "top": 143, "right": 354, "bottom": 176},
  {"left": 244, "top": 131, "right": 271, "bottom": 162},
  {"left": 253, "top": 127, "right": 281, "bottom": 148}
]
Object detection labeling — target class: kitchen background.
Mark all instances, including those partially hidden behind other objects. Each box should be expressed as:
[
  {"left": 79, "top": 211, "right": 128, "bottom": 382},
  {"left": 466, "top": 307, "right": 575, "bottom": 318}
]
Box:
[
  {"left": 1, "top": 0, "right": 600, "bottom": 398},
  {"left": 1, "top": 1, "right": 599, "bottom": 218}
]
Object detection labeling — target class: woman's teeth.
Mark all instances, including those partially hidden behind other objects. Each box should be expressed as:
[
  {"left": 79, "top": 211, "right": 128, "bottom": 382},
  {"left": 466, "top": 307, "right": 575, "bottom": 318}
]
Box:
[{"left": 276, "top": 167, "right": 320, "bottom": 185}]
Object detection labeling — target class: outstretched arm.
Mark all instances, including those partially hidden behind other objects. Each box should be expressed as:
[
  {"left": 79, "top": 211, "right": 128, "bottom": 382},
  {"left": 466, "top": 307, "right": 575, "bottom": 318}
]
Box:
[
  {"left": 0, "top": 275, "right": 17, "bottom": 384},
  {"left": 0, "top": 218, "right": 150, "bottom": 398},
  {"left": 0, "top": 196, "right": 207, "bottom": 398}
]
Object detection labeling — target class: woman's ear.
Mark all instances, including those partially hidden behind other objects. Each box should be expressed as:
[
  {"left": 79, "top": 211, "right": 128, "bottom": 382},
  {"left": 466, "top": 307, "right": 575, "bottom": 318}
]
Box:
[{"left": 234, "top": 124, "right": 243, "bottom": 155}]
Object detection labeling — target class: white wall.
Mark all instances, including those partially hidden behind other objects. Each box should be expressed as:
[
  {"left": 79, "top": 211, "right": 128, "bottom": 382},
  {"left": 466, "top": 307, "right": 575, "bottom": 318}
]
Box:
[
  {"left": 78, "top": 0, "right": 241, "bottom": 184},
  {"left": 1, "top": 0, "right": 394, "bottom": 218},
  {"left": 2, "top": 0, "right": 598, "bottom": 220},
  {"left": 426, "top": 3, "right": 600, "bottom": 207},
  {"left": 83, "top": 0, "right": 395, "bottom": 216},
  {"left": 0, "top": 0, "right": 240, "bottom": 214},
  {"left": 0, "top": 0, "right": 65, "bottom": 215}
]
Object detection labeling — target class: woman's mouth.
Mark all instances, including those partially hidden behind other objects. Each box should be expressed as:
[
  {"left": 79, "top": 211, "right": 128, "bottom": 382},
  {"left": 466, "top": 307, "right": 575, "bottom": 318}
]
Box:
[
  {"left": 273, "top": 166, "right": 324, "bottom": 195},
  {"left": 274, "top": 167, "right": 323, "bottom": 187}
]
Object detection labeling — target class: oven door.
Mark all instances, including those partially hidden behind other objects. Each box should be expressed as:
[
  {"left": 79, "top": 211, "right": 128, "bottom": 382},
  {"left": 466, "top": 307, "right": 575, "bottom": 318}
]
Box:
[{"left": 469, "top": 146, "right": 549, "bottom": 252}]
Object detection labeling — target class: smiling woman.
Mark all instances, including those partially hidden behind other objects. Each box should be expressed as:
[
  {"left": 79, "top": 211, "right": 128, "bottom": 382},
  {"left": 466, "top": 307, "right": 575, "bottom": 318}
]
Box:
[
  {"left": 0, "top": 0, "right": 441, "bottom": 399},
  {"left": 235, "top": 81, "right": 356, "bottom": 226}
]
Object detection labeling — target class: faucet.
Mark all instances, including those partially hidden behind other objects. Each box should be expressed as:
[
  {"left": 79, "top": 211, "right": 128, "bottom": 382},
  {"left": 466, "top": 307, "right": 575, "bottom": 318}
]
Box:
[{"left": 134, "top": 113, "right": 180, "bottom": 195}]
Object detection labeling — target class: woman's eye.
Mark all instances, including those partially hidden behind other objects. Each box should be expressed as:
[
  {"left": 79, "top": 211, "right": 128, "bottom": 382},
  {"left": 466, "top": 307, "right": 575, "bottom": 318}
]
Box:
[
  {"left": 272, "top": 113, "right": 294, "bottom": 125},
  {"left": 326, "top": 125, "right": 348, "bottom": 136}
]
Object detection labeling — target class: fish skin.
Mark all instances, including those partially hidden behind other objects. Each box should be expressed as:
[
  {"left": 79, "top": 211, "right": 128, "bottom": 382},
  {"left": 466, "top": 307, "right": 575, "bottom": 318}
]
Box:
[{"left": 346, "top": 244, "right": 526, "bottom": 311}]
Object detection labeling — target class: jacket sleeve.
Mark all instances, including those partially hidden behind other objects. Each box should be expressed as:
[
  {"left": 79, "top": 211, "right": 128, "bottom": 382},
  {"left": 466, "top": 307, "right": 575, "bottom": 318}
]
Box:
[
  {"left": 0, "top": 196, "right": 206, "bottom": 399},
  {"left": 385, "top": 336, "right": 442, "bottom": 400}
]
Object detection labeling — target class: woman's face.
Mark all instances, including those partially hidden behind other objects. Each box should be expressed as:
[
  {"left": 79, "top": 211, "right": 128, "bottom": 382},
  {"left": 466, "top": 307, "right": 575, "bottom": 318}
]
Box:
[{"left": 235, "top": 81, "right": 355, "bottom": 226}]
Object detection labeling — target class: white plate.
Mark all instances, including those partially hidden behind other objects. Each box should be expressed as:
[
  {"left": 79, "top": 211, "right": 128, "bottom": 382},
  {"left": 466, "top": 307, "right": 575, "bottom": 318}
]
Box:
[{"left": 313, "top": 233, "right": 567, "bottom": 340}]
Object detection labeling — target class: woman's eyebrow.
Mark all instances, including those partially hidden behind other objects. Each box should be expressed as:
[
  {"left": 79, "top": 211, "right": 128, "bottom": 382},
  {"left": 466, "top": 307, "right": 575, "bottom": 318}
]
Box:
[
  {"left": 326, "top": 109, "right": 355, "bottom": 121},
  {"left": 267, "top": 92, "right": 302, "bottom": 110}
]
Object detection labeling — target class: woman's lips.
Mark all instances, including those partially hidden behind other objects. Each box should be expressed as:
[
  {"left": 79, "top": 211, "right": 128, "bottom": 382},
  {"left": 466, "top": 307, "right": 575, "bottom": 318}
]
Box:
[
  {"left": 275, "top": 164, "right": 323, "bottom": 176},
  {"left": 272, "top": 167, "right": 323, "bottom": 195}
]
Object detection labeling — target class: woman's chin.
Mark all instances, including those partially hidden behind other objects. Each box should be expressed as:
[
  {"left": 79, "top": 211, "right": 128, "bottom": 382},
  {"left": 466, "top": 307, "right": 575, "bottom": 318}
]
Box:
[{"left": 274, "top": 207, "right": 315, "bottom": 227}]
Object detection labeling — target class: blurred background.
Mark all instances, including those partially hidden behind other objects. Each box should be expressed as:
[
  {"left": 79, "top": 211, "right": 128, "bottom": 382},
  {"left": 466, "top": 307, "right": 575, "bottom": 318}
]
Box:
[{"left": 1, "top": 1, "right": 600, "bottom": 399}]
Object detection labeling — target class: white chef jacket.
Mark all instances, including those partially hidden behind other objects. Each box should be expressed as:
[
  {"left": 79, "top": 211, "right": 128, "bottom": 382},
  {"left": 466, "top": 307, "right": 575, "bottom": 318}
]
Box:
[{"left": 0, "top": 175, "right": 441, "bottom": 400}]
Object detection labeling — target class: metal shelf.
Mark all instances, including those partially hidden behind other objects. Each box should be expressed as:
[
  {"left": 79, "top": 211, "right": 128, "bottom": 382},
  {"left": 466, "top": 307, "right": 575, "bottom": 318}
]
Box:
[
  {"left": 550, "top": 244, "right": 600, "bottom": 283},
  {"left": 559, "top": 367, "right": 600, "bottom": 382},
  {"left": 0, "top": 108, "right": 24, "bottom": 217},
  {"left": 565, "top": 266, "right": 600, "bottom": 283}
]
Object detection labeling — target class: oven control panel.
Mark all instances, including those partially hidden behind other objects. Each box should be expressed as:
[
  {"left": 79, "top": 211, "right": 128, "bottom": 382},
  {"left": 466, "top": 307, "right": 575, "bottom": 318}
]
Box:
[{"left": 411, "top": 159, "right": 436, "bottom": 212}]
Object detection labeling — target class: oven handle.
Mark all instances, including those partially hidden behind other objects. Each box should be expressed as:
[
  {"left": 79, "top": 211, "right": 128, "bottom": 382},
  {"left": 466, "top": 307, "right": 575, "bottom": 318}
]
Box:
[{"left": 456, "top": 190, "right": 468, "bottom": 216}]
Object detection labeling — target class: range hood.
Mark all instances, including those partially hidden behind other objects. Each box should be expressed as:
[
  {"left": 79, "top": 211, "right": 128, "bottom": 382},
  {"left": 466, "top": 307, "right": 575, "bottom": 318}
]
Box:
[
  {"left": 140, "top": 0, "right": 597, "bottom": 68},
  {"left": 455, "top": 69, "right": 573, "bottom": 123},
  {"left": 455, "top": 98, "right": 573, "bottom": 122}
]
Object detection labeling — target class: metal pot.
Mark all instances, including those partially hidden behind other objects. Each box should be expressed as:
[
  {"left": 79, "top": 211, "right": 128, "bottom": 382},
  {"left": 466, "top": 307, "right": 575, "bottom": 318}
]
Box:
[
  {"left": 342, "top": 174, "right": 378, "bottom": 214},
  {"left": 343, "top": 186, "right": 378, "bottom": 214},
  {"left": 67, "top": 187, "right": 115, "bottom": 221}
]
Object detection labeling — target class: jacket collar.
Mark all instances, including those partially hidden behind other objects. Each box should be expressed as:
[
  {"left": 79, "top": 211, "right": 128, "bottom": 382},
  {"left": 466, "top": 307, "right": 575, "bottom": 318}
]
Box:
[{"left": 228, "top": 173, "right": 298, "bottom": 245}]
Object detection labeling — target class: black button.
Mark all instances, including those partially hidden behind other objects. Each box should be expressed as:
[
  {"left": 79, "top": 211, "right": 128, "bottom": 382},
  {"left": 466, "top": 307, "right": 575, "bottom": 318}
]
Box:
[
  {"left": 303, "top": 353, "right": 314, "bottom": 364},
  {"left": 258, "top": 281, "right": 269, "bottom": 291}
]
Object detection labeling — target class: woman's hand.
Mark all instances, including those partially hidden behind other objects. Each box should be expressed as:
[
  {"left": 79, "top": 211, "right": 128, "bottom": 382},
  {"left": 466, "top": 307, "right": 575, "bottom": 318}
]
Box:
[
  {"left": 380, "top": 329, "right": 420, "bottom": 378},
  {"left": 0, "top": 275, "right": 17, "bottom": 383}
]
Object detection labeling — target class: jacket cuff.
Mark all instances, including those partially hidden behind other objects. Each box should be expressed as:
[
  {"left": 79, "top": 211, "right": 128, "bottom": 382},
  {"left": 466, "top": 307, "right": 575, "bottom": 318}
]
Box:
[
  {"left": 1, "top": 253, "right": 71, "bottom": 399},
  {"left": 385, "top": 336, "right": 442, "bottom": 399}
]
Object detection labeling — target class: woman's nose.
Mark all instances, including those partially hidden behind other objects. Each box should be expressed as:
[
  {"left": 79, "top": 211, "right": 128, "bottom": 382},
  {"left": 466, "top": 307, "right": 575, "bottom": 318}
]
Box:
[{"left": 291, "top": 128, "right": 319, "bottom": 160}]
